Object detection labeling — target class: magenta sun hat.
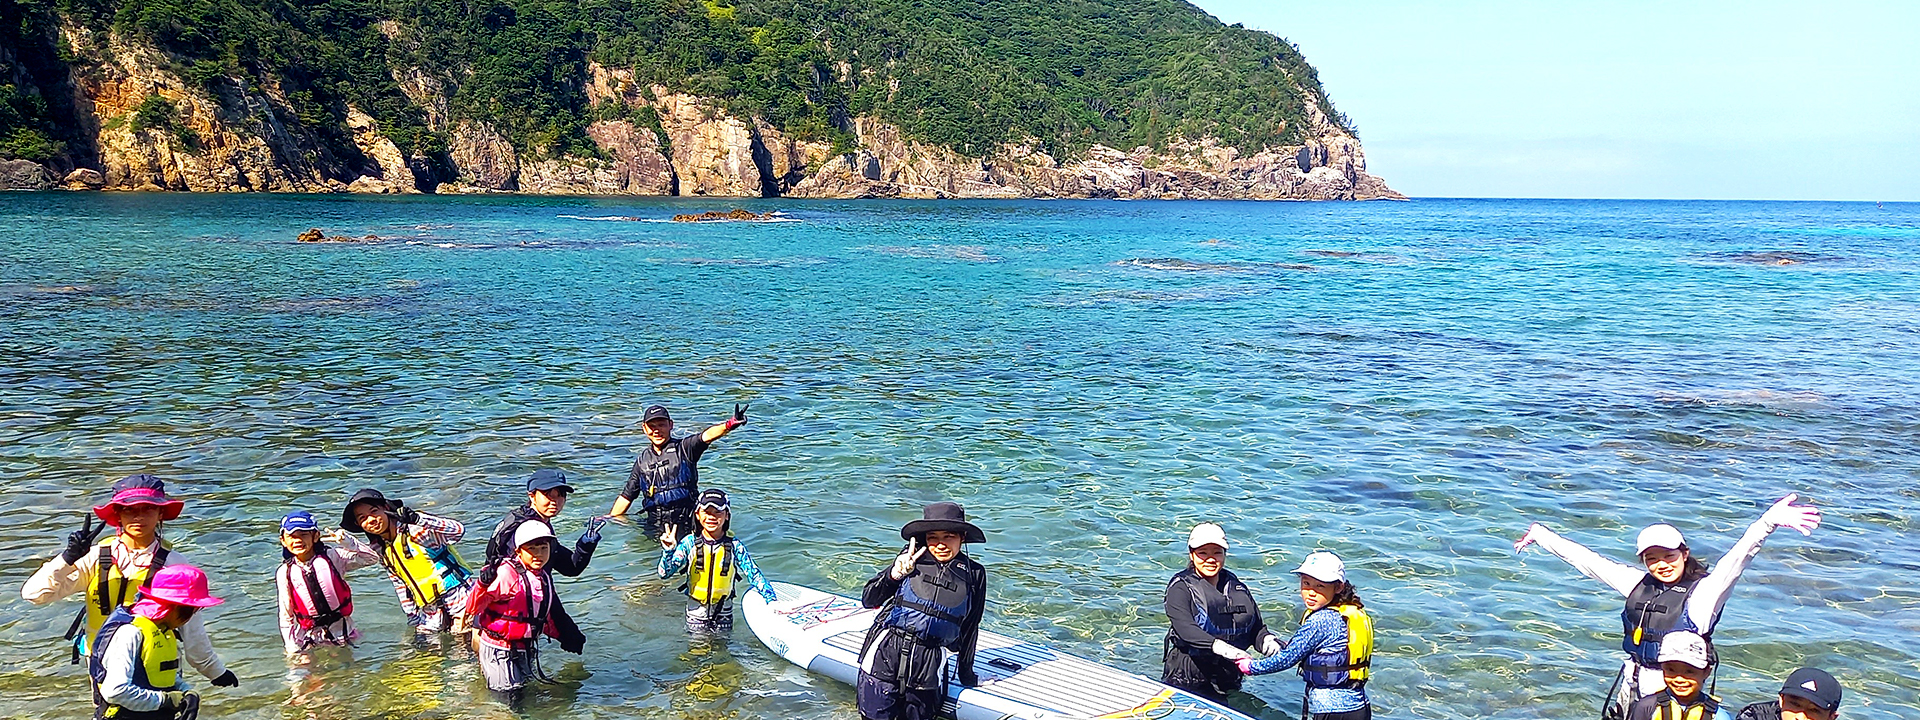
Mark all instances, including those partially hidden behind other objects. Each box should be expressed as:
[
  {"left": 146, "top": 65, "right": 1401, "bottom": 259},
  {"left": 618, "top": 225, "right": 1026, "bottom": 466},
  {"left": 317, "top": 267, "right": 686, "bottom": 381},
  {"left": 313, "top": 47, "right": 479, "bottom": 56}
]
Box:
[
  {"left": 92, "top": 474, "right": 185, "bottom": 527},
  {"left": 139, "top": 565, "right": 224, "bottom": 608}
]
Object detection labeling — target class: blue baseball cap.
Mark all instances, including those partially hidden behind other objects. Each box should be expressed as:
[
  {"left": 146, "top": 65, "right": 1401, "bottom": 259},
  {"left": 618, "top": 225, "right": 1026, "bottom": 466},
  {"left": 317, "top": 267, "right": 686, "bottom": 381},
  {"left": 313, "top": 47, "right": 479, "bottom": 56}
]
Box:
[
  {"left": 527, "top": 469, "right": 573, "bottom": 493},
  {"left": 281, "top": 510, "right": 320, "bottom": 533}
]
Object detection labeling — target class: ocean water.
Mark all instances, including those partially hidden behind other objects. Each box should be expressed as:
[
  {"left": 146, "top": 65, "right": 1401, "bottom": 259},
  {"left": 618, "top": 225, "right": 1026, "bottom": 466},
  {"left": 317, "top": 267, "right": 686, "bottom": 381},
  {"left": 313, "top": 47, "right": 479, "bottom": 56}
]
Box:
[{"left": 0, "top": 194, "right": 1916, "bottom": 720}]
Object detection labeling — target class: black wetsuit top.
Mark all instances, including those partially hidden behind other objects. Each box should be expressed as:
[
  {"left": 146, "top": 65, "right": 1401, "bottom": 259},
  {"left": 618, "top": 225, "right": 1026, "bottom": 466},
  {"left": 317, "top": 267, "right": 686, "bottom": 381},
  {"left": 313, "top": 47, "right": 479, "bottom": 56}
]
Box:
[{"left": 620, "top": 434, "right": 711, "bottom": 512}]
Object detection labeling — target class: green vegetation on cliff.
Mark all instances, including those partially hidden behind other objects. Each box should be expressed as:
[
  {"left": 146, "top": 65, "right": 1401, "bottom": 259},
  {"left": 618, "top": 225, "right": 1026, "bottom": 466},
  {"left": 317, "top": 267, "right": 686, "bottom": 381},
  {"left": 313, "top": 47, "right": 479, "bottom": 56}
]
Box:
[{"left": 0, "top": 0, "right": 1350, "bottom": 165}]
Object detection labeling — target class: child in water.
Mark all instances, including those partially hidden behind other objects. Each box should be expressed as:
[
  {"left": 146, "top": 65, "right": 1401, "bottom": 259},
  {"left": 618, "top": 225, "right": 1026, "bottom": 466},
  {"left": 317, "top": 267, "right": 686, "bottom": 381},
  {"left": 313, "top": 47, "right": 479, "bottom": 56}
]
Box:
[
  {"left": 1236, "top": 551, "right": 1374, "bottom": 720},
  {"left": 274, "top": 511, "right": 380, "bottom": 661},
  {"left": 465, "top": 521, "right": 585, "bottom": 705},
  {"left": 656, "top": 489, "right": 776, "bottom": 631}
]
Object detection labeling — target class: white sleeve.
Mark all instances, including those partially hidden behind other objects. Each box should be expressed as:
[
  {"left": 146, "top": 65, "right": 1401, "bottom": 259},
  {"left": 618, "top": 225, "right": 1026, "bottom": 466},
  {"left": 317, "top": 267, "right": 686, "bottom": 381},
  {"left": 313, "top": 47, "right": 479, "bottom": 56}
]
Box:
[
  {"left": 178, "top": 608, "right": 229, "bottom": 680},
  {"left": 21, "top": 551, "right": 91, "bottom": 604},
  {"left": 99, "top": 625, "right": 169, "bottom": 712},
  {"left": 1686, "top": 520, "right": 1775, "bottom": 634},
  {"left": 331, "top": 539, "right": 382, "bottom": 572},
  {"left": 277, "top": 565, "right": 301, "bottom": 656},
  {"left": 1530, "top": 525, "right": 1647, "bottom": 596}
]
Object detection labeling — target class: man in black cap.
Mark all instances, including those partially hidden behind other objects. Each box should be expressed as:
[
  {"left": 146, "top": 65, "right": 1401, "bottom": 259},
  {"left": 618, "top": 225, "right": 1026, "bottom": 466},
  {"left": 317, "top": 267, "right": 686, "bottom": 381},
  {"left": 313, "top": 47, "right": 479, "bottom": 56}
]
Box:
[
  {"left": 1736, "top": 668, "right": 1844, "bottom": 720},
  {"left": 608, "top": 403, "right": 747, "bottom": 548},
  {"left": 855, "top": 501, "right": 988, "bottom": 720},
  {"left": 479, "top": 469, "right": 608, "bottom": 586}
]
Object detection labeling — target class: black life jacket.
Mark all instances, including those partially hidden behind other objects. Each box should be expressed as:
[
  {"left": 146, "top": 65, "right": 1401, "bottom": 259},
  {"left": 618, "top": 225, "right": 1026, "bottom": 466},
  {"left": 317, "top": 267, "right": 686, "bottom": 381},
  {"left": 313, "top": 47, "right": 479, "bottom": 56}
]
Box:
[
  {"left": 1169, "top": 568, "right": 1262, "bottom": 650},
  {"left": 878, "top": 560, "right": 978, "bottom": 647},
  {"left": 1621, "top": 574, "right": 1703, "bottom": 667}
]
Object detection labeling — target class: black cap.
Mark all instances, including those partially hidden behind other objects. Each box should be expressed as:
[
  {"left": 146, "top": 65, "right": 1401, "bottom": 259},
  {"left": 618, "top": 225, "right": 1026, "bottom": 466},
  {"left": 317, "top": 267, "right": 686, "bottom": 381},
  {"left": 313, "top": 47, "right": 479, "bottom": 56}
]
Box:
[
  {"left": 1780, "top": 668, "right": 1842, "bottom": 712},
  {"left": 527, "top": 468, "right": 573, "bottom": 493},
  {"left": 340, "top": 488, "right": 394, "bottom": 531},
  {"left": 642, "top": 405, "right": 672, "bottom": 423},
  {"left": 696, "top": 488, "right": 730, "bottom": 512}
]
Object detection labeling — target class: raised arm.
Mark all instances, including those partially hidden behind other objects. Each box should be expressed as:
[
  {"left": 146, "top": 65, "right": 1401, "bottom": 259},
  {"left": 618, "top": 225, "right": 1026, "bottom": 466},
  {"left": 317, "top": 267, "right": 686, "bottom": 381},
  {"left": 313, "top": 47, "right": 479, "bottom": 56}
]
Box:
[
  {"left": 1516, "top": 522, "right": 1646, "bottom": 596},
  {"left": 1687, "top": 495, "right": 1820, "bottom": 633},
  {"left": 699, "top": 403, "right": 748, "bottom": 443},
  {"left": 656, "top": 535, "right": 694, "bottom": 579}
]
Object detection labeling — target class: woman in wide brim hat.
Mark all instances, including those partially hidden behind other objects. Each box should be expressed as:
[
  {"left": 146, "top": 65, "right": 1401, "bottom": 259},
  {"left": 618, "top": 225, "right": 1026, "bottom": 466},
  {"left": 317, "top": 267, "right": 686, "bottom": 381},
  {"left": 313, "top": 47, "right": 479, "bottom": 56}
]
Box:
[
  {"left": 898, "top": 501, "right": 986, "bottom": 544},
  {"left": 93, "top": 474, "right": 185, "bottom": 526},
  {"left": 856, "top": 501, "right": 989, "bottom": 720}
]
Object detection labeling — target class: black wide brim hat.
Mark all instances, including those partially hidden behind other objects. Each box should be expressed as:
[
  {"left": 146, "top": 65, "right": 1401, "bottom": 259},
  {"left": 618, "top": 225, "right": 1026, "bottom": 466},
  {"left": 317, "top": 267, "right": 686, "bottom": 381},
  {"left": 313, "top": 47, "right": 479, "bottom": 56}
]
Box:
[
  {"left": 340, "top": 488, "right": 395, "bottom": 531},
  {"left": 900, "top": 501, "right": 986, "bottom": 544}
]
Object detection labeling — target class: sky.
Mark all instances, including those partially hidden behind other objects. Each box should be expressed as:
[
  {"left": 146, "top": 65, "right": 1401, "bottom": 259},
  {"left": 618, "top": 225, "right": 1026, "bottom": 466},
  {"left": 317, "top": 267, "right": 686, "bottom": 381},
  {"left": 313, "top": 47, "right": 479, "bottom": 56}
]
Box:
[{"left": 1189, "top": 0, "right": 1919, "bottom": 201}]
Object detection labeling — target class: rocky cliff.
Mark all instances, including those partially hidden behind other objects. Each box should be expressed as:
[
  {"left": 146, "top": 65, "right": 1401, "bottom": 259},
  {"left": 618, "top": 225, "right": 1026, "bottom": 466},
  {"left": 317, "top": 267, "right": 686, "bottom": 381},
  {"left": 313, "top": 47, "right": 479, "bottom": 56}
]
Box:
[{"left": 5, "top": 31, "right": 1400, "bottom": 200}]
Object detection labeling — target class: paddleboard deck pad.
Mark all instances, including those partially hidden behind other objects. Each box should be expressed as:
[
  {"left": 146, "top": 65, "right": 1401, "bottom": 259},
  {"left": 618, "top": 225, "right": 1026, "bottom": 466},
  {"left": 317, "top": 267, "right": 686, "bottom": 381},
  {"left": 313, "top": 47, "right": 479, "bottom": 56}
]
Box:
[{"left": 744, "top": 581, "right": 1254, "bottom": 720}]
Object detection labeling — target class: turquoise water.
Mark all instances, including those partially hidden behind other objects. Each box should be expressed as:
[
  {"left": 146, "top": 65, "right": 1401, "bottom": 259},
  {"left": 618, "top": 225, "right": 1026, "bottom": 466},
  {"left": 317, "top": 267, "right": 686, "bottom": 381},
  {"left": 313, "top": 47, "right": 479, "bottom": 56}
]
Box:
[{"left": 1, "top": 194, "right": 1917, "bottom": 719}]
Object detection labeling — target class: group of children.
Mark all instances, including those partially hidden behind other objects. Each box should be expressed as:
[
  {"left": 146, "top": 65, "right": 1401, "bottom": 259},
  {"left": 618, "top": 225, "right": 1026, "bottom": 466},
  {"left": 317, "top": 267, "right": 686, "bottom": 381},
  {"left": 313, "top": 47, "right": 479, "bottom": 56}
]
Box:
[
  {"left": 22, "top": 466, "right": 778, "bottom": 717},
  {"left": 18, "top": 402, "right": 1857, "bottom": 720}
]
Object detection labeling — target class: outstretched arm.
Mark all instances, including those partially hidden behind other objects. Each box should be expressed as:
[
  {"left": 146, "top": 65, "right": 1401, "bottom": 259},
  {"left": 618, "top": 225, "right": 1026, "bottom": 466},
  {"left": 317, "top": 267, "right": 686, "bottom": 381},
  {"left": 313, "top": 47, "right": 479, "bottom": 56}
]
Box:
[
  {"left": 699, "top": 403, "right": 748, "bottom": 443},
  {"left": 1687, "top": 495, "right": 1820, "bottom": 633},
  {"left": 732, "top": 541, "right": 777, "bottom": 601},
  {"left": 1516, "top": 523, "right": 1645, "bottom": 596}
]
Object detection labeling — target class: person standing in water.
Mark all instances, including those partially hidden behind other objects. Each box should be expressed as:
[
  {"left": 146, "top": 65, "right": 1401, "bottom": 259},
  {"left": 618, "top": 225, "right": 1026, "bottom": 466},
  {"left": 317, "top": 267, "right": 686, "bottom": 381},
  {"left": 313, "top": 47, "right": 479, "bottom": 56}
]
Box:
[
  {"left": 856, "top": 502, "right": 988, "bottom": 720},
  {"left": 1514, "top": 494, "right": 1821, "bottom": 714},
  {"left": 465, "top": 521, "right": 584, "bottom": 707},
  {"left": 1162, "top": 523, "right": 1277, "bottom": 704},
  {"left": 274, "top": 511, "right": 381, "bottom": 660},
  {"left": 338, "top": 489, "right": 474, "bottom": 636},
  {"left": 1624, "top": 631, "right": 1734, "bottom": 720},
  {"left": 656, "top": 489, "right": 777, "bottom": 632},
  {"left": 88, "top": 565, "right": 229, "bottom": 720},
  {"left": 22, "top": 474, "right": 237, "bottom": 690},
  {"left": 608, "top": 403, "right": 747, "bottom": 548},
  {"left": 1236, "top": 551, "right": 1374, "bottom": 720},
  {"left": 479, "top": 469, "right": 607, "bottom": 587}
]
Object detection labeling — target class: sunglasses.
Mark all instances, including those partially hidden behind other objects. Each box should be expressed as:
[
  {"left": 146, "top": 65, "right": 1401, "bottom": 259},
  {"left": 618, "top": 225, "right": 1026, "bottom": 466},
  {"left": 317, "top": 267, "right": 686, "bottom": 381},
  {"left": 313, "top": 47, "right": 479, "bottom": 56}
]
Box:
[{"left": 696, "top": 502, "right": 730, "bottom": 513}]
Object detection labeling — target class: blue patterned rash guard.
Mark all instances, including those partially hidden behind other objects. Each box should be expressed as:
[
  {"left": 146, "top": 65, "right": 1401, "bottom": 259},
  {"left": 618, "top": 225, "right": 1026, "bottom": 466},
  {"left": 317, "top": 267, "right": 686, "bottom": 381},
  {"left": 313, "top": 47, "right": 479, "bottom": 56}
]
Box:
[{"left": 1245, "top": 606, "right": 1370, "bottom": 715}]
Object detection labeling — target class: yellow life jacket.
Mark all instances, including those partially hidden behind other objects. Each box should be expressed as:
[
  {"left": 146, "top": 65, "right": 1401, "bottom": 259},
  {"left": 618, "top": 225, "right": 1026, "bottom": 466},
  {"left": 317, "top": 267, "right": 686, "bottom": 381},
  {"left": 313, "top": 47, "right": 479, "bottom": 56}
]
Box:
[
  {"left": 689, "top": 538, "right": 735, "bottom": 605},
  {"left": 72, "top": 540, "right": 171, "bottom": 651},
  {"left": 89, "top": 610, "right": 181, "bottom": 720},
  {"left": 1299, "top": 603, "right": 1373, "bottom": 687},
  {"left": 381, "top": 533, "right": 466, "bottom": 608},
  {"left": 1656, "top": 698, "right": 1709, "bottom": 720}
]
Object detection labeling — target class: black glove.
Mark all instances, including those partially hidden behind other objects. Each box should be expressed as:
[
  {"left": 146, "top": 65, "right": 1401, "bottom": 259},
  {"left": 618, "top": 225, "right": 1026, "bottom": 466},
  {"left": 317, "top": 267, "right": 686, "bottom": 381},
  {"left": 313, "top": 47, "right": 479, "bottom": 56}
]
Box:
[
  {"left": 393, "top": 504, "right": 420, "bottom": 526},
  {"left": 210, "top": 670, "right": 238, "bottom": 687},
  {"left": 61, "top": 515, "right": 105, "bottom": 565},
  {"left": 161, "top": 690, "right": 194, "bottom": 709},
  {"left": 476, "top": 562, "right": 499, "bottom": 588},
  {"left": 725, "top": 402, "right": 748, "bottom": 430},
  {"left": 958, "top": 672, "right": 979, "bottom": 688}
]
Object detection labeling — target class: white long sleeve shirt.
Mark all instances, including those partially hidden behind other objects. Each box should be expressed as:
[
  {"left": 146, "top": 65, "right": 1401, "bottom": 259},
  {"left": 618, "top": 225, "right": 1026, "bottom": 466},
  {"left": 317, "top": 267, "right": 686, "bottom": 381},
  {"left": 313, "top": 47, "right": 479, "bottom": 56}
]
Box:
[
  {"left": 1531, "top": 519, "right": 1778, "bottom": 635},
  {"left": 21, "top": 537, "right": 229, "bottom": 680}
]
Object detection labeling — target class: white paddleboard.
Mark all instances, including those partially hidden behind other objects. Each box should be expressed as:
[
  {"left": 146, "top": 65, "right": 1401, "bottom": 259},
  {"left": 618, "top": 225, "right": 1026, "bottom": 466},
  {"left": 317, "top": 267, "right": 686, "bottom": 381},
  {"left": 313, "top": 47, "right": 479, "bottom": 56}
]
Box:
[{"left": 744, "top": 581, "right": 1255, "bottom": 720}]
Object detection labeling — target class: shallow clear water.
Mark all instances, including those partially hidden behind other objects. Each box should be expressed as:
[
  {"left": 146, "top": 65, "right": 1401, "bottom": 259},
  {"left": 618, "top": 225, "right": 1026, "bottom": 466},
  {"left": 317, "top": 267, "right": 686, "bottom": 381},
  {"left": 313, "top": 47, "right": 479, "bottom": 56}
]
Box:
[{"left": 1, "top": 194, "right": 1916, "bottom": 720}]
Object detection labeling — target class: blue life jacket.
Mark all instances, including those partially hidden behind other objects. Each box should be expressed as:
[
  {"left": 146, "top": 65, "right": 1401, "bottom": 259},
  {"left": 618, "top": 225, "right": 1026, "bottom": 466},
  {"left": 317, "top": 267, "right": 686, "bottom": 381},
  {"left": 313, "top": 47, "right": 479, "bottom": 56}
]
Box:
[
  {"left": 1621, "top": 575, "right": 1702, "bottom": 667},
  {"left": 633, "top": 437, "right": 702, "bottom": 510},
  {"left": 880, "top": 567, "right": 975, "bottom": 646}
]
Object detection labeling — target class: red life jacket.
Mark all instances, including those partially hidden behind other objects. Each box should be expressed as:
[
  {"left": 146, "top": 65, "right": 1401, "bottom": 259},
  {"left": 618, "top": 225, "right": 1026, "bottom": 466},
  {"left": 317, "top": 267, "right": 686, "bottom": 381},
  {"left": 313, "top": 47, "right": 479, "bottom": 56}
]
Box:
[
  {"left": 480, "top": 562, "right": 553, "bottom": 646},
  {"left": 282, "top": 548, "right": 353, "bottom": 632}
]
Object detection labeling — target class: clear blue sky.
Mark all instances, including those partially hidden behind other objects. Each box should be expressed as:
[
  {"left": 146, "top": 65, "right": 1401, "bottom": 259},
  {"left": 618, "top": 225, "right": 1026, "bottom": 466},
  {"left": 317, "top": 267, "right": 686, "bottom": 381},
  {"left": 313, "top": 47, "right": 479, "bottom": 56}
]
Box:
[{"left": 1190, "top": 0, "right": 1918, "bottom": 201}]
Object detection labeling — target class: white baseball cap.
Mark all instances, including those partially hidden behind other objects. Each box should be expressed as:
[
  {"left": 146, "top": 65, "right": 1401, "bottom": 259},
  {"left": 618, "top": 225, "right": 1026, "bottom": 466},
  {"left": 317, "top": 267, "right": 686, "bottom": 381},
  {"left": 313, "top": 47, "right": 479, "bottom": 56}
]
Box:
[
  {"left": 1657, "top": 631, "right": 1712, "bottom": 669},
  {"left": 514, "top": 520, "right": 556, "bottom": 549},
  {"left": 1294, "top": 551, "right": 1347, "bottom": 584},
  {"left": 1187, "top": 523, "right": 1229, "bottom": 550},
  {"left": 1635, "top": 524, "right": 1687, "bottom": 555}
]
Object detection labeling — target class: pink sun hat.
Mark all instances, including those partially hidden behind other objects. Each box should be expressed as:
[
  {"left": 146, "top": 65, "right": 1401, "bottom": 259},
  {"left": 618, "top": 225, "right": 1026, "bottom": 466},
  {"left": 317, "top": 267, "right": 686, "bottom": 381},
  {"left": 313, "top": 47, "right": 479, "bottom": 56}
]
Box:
[
  {"left": 137, "top": 565, "right": 225, "bottom": 609},
  {"left": 92, "top": 474, "right": 185, "bottom": 526}
]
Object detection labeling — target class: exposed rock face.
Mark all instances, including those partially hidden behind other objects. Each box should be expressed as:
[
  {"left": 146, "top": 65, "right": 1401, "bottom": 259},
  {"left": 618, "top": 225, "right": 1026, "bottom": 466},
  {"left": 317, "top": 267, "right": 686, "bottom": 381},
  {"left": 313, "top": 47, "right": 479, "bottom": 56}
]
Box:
[
  {"left": 1, "top": 160, "right": 54, "bottom": 190},
  {"left": 28, "top": 39, "right": 1399, "bottom": 199},
  {"left": 344, "top": 108, "right": 416, "bottom": 194}
]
